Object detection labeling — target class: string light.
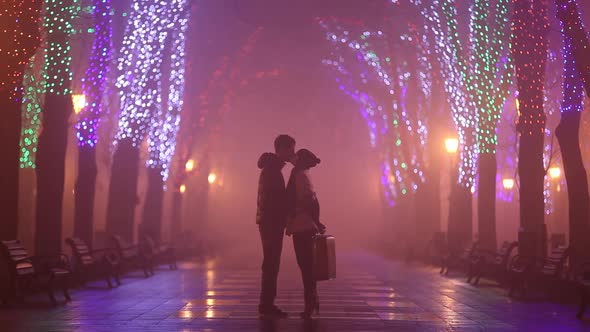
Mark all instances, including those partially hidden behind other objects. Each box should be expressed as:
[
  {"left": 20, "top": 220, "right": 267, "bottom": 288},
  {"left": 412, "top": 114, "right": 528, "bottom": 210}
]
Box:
[
  {"left": 43, "top": 0, "right": 75, "bottom": 96},
  {"left": 0, "top": 2, "right": 43, "bottom": 102},
  {"left": 557, "top": 0, "right": 590, "bottom": 96},
  {"left": 76, "top": 0, "right": 112, "bottom": 148},
  {"left": 115, "top": 0, "right": 190, "bottom": 181},
  {"left": 470, "top": 0, "right": 513, "bottom": 155},
  {"left": 412, "top": 0, "right": 478, "bottom": 190},
  {"left": 558, "top": 0, "right": 585, "bottom": 115},
  {"left": 3, "top": 3, "right": 43, "bottom": 169},
  {"left": 115, "top": 0, "right": 170, "bottom": 147},
  {"left": 146, "top": 0, "right": 190, "bottom": 181},
  {"left": 511, "top": 0, "right": 549, "bottom": 136},
  {"left": 19, "top": 50, "right": 46, "bottom": 169},
  {"left": 319, "top": 17, "right": 429, "bottom": 205}
]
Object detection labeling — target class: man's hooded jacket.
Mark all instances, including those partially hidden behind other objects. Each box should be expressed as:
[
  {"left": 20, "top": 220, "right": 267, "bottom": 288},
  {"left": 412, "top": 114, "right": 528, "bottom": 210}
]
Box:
[{"left": 256, "top": 152, "right": 287, "bottom": 227}]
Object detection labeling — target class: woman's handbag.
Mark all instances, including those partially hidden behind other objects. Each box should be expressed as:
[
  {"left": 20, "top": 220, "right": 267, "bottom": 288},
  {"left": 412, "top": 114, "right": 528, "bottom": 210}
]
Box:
[{"left": 313, "top": 234, "right": 336, "bottom": 281}]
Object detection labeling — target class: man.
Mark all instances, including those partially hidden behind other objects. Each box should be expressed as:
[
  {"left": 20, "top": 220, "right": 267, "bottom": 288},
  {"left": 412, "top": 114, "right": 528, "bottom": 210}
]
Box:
[{"left": 256, "top": 134, "right": 295, "bottom": 318}]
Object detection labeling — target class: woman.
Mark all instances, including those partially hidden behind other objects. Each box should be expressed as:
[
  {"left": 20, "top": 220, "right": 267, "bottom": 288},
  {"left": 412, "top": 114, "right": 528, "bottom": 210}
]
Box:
[{"left": 286, "top": 149, "right": 326, "bottom": 319}]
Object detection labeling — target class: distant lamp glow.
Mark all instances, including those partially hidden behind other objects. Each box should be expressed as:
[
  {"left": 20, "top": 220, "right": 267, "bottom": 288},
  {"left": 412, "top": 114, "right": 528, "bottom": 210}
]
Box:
[
  {"left": 72, "top": 94, "right": 86, "bottom": 114},
  {"left": 179, "top": 184, "right": 186, "bottom": 194},
  {"left": 445, "top": 138, "right": 459, "bottom": 154},
  {"left": 549, "top": 167, "right": 561, "bottom": 180},
  {"left": 208, "top": 173, "right": 217, "bottom": 185},
  {"left": 185, "top": 159, "right": 195, "bottom": 173},
  {"left": 502, "top": 178, "right": 515, "bottom": 190}
]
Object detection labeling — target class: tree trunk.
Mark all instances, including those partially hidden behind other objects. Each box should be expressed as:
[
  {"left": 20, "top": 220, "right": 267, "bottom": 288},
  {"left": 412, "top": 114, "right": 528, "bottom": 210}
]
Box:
[
  {"left": 556, "top": 112, "right": 590, "bottom": 267},
  {"left": 0, "top": 96, "right": 21, "bottom": 240},
  {"left": 512, "top": 0, "right": 549, "bottom": 259},
  {"left": 415, "top": 182, "right": 434, "bottom": 250},
  {"left": 452, "top": 184, "right": 473, "bottom": 250},
  {"left": 477, "top": 153, "right": 497, "bottom": 251},
  {"left": 106, "top": 139, "right": 140, "bottom": 242},
  {"left": 447, "top": 161, "right": 472, "bottom": 252},
  {"left": 1, "top": 1, "right": 42, "bottom": 242},
  {"left": 35, "top": 94, "right": 71, "bottom": 255},
  {"left": 141, "top": 167, "right": 164, "bottom": 242},
  {"left": 170, "top": 190, "right": 183, "bottom": 240},
  {"left": 517, "top": 132, "right": 546, "bottom": 257},
  {"left": 74, "top": 146, "right": 97, "bottom": 247}
]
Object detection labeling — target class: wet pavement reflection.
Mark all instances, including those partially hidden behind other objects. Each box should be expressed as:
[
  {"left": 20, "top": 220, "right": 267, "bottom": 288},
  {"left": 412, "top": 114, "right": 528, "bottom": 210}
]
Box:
[{"left": 0, "top": 251, "right": 589, "bottom": 331}]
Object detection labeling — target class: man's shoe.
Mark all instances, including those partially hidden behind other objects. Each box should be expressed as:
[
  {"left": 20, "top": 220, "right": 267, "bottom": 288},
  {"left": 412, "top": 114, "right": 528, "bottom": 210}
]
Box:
[{"left": 259, "top": 305, "right": 288, "bottom": 318}]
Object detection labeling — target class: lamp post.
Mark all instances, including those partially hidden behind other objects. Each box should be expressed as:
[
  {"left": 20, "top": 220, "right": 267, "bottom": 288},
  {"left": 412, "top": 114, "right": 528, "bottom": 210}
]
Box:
[
  {"left": 208, "top": 172, "right": 217, "bottom": 185},
  {"left": 445, "top": 137, "right": 459, "bottom": 251},
  {"left": 171, "top": 159, "right": 195, "bottom": 241},
  {"left": 445, "top": 138, "right": 459, "bottom": 154},
  {"left": 72, "top": 94, "right": 86, "bottom": 115},
  {"left": 185, "top": 159, "right": 196, "bottom": 173},
  {"left": 549, "top": 166, "right": 561, "bottom": 181},
  {"left": 502, "top": 178, "right": 515, "bottom": 191}
]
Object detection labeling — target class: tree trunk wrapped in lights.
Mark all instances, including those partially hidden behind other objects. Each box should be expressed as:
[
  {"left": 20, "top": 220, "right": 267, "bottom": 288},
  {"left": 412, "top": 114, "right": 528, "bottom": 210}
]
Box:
[
  {"left": 35, "top": 0, "right": 75, "bottom": 255},
  {"left": 511, "top": 0, "right": 550, "bottom": 258},
  {"left": 411, "top": 0, "right": 510, "bottom": 251},
  {"left": 556, "top": 0, "right": 590, "bottom": 97},
  {"left": 555, "top": 0, "right": 590, "bottom": 267},
  {"left": 319, "top": 15, "right": 433, "bottom": 248},
  {"left": 141, "top": 0, "right": 191, "bottom": 243},
  {"left": 108, "top": 0, "right": 183, "bottom": 242},
  {"left": 0, "top": 2, "right": 42, "bottom": 240},
  {"left": 74, "top": 0, "right": 113, "bottom": 248}
]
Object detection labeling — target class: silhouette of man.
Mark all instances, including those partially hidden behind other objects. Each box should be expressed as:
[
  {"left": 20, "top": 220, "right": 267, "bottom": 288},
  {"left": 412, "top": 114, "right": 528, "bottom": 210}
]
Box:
[{"left": 256, "top": 134, "right": 295, "bottom": 318}]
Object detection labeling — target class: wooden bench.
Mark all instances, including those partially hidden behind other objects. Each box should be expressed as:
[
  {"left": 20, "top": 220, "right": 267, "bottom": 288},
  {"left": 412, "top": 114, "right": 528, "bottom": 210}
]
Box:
[
  {"left": 440, "top": 241, "right": 478, "bottom": 276},
  {"left": 508, "top": 245, "right": 570, "bottom": 298},
  {"left": 65, "top": 238, "right": 122, "bottom": 288},
  {"left": 0, "top": 240, "right": 72, "bottom": 304},
  {"left": 111, "top": 235, "right": 152, "bottom": 277},
  {"left": 575, "top": 261, "right": 590, "bottom": 319},
  {"left": 141, "top": 236, "right": 177, "bottom": 271},
  {"left": 467, "top": 241, "right": 518, "bottom": 286}
]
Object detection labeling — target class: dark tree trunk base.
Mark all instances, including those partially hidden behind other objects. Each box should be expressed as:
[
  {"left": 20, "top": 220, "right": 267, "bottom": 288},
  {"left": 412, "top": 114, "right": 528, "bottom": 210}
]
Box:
[
  {"left": 35, "top": 94, "right": 71, "bottom": 255},
  {"left": 415, "top": 179, "right": 440, "bottom": 250},
  {"left": 74, "top": 145, "right": 98, "bottom": 247},
  {"left": 170, "top": 190, "right": 183, "bottom": 240},
  {"left": 518, "top": 131, "right": 546, "bottom": 258},
  {"left": 106, "top": 139, "right": 140, "bottom": 243},
  {"left": 478, "top": 153, "right": 497, "bottom": 251},
  {"left": 449, "top": 184, "right": 473, "bottom": 252},
  {"left": 141, "top": 167, "right": 164, "bottom": 243},
  {"left": 556, "top": 111, "right": 590, "bottom": 268},
  {"left": 0, "top": 95, "right": 21, "bottom": 240}
]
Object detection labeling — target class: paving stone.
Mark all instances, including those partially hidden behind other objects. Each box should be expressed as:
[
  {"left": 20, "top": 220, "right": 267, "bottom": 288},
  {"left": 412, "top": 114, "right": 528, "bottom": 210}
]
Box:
[{"left": 0, "top": 250, "right": 587, "bottom": 331}]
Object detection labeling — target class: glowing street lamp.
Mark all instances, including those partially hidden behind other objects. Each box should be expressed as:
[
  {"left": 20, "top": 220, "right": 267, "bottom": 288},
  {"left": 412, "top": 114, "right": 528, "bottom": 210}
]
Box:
[
  {"left": 179, "top": 184, "right": 186, "bottom": 194},
  {"left": 445, "top": 138, "right": 459, "bottom": 154},
  {"left": 72, "top": 94, "right": 86, "bottom": 114},
  {"left": 502, "top": 178, "right": 515, "bottom": 190},
  {"left": 208, "top": 173, "right": 217, "bottom": 185},
  {"left": 185, "top": 159, "right": 196, "bottom": 173},
  {"left": 549, "top": 167, "right": 561, "bottom": 180}
]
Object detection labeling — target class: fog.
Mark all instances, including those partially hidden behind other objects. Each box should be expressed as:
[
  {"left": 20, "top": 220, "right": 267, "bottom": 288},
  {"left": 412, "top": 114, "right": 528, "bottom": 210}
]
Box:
[
  {"left": 204, "top": 35, "right": 385, "bottom": 255},
  {"left": 14, "top": 0, "right": 590, "bottom": 259}
]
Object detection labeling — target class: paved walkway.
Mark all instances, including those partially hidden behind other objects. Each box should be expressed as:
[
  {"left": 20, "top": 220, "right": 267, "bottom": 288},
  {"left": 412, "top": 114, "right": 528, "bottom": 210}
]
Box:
[{"left": 1, "top": 249, "right": 588, "bottom": 331}]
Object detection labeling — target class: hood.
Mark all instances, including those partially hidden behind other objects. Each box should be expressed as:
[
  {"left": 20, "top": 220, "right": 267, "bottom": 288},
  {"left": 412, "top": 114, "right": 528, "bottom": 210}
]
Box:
[{"left": 258, "top": 152, "right": 285, "bottom": 170}]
